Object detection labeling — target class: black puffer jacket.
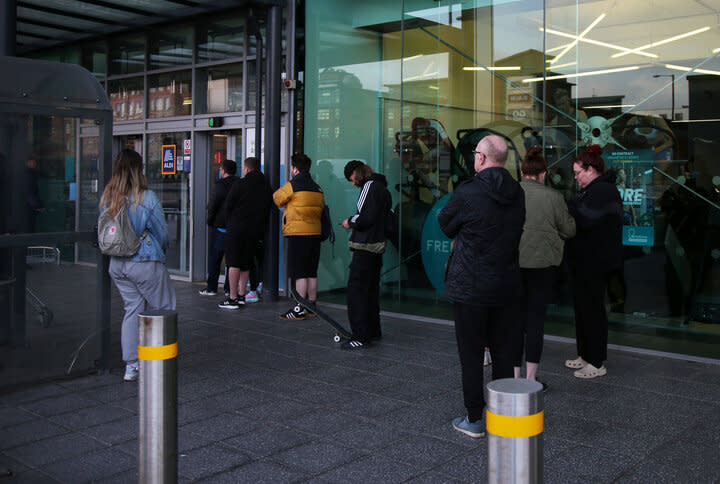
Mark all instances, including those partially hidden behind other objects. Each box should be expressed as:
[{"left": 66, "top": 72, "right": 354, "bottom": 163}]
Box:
[
  {"left": 438, "top": 167, "right": 526, "bottom": 306},
  {"left": 566, "top": 170, "right": 623, "bottom": 273},
  {"left": 225, "top": 170, "right": 273, "bottom": 239},
  {"left": 207, "top": 175, "right": 238, "bottom": 228},
  {"left": 348, "top": 173, "right": 392, "bottom": 250}
]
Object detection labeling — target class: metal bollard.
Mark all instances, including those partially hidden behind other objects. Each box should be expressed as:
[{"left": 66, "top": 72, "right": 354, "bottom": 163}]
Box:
[
  {"left": 138, "top": 310, "right": 178, "bottom": 484},
  {"left": 486, "top": 378, "right": 544, "bottom": 484}
]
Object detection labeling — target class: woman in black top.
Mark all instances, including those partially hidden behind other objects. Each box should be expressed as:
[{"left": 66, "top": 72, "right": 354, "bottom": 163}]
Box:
[{"left": 564, "top": 145, "right": 623, "bottom": 379}]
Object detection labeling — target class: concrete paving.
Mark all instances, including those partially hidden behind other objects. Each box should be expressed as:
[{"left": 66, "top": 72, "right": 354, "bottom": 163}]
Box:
[{"left": 2, "top": 281, "right": 720, "bottom": 483}]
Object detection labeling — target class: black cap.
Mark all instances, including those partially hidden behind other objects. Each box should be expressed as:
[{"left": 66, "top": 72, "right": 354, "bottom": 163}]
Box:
[{"left": 344, "top": 160, "right": 364, "bottom": 181}]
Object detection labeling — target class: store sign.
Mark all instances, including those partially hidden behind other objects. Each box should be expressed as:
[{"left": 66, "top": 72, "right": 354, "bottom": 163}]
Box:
[
  {"left": 420, "top": 194, "right": 453, "bottom": 295},
  {"left": 606, "top": 149, "right": 654, "bottom": 246},
  {"left": 183, "top": 139, "right": 191, "bottom": 155},
  {"left": 161, "top": 145, "right": 176, "bottom": 175}
]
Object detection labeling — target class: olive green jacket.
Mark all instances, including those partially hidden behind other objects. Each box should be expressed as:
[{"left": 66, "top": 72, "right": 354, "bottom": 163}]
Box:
[{"left": 519, "top": 179, "right": 576, "bottom": 268}]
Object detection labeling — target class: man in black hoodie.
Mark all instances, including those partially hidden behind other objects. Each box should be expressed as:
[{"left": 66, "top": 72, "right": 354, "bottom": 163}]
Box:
[
  {"left": 438, "top": 135, "right": 526, "bottom": 438},
  {"left": 341, "top": 160, "right": 392, "bottom": 350},
  {"left": 200, "top": 159, "right": 237, "bottom": 296},
  {"left": 219, "top": 157, "right": 273, "bottom": 309}
]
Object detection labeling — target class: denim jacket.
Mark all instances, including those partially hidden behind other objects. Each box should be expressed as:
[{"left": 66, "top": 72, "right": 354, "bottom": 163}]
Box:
[{"left": 112, "top": 190, "right": 168, "bottom": 263}]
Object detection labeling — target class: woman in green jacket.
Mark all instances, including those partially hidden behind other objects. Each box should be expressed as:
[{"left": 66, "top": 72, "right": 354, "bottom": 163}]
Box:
[{"left": 513, "top": 146, "right": 576, "bottom": 386}]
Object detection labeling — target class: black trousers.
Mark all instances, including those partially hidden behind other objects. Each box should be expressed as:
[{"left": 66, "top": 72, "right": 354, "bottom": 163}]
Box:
[
  {"left": 512, "top": 267, "right": 555, "bottom": 366},
  {"left": 249, "top": 239, "right": 264, "bottom": 291},
  {"left": 571, "top": 269, "right": 609, "bottom": 368},
  {"left": 206, "top": 228, "right": 229, "bottom": 293},
  {"left": 454, "top": 302, "right": 515, "bottom": 422},
  {"left": 346, "top": 250, "right": 382, "bottom": 343}
]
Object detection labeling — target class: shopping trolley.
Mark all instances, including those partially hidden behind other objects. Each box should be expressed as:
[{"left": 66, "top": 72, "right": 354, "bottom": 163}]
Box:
[{"left": 25, "top": 246, "right": 59, "bottom": 328}]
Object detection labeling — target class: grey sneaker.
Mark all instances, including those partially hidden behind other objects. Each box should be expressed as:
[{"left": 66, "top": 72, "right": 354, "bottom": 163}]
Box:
[
  {"left": 123, "top": 363, "right": 138, "bottom": 382},
  {"left": 452, "top": 416, "right": 485, "bottom": 438}
]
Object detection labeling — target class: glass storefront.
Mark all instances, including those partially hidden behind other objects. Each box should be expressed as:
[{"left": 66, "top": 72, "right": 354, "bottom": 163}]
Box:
[
  {"left": 305, "top": 0, "right": 720, "bottom": 356},
  {"left": 147, "top": 132, "right": 192, "bottom": 275}
]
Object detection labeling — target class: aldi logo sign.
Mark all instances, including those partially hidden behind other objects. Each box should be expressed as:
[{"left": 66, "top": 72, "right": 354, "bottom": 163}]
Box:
[{"left": 162, "top": 145, "right": 176, "bottom": 175}]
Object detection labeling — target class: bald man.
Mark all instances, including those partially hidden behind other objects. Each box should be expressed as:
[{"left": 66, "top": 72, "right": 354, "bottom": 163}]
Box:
[{"left": 438, "top": 135, "right": 526, "bottom": 438}]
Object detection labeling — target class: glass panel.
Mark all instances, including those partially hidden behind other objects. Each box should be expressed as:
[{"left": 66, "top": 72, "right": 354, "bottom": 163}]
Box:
[
  {"left": 148, "top": 71, "right": 192, "bottom": 118},
  {"left": 30, "top": 47, "right": 80, "bottom": 64},
  {"left": 246, "top": 59, "right": 265, "bottom": 111},
  {"left": 109, "top": 34, "right": 146, "bottom": 75},
  {"left": 305, "top": 0, "right": 720, "bottom": 356},
  {"left": 108, "top": 77, "right": 145, "bottom": 121},
  {"left": 197, "top": 15, "right": 244, "bottom": 62},
  {"left": 28, "top": 116, "right": 77, "bottom": 240},
  {"left": 0, "top": 114, "right": 103, "bottom": 386},
  {"left": 149, "top": 25, "right": 194, "bottom": 69},
  {"left": 81, "top": 42, "right": 107, "bottom": 78},
  {"left": 146, "top": 132, "right": 191, "bottom": 276},
  {"left": 77, "top": 136, "right": 100, "bottom": 263},
  {"left": 196, "top": 64, "right": 243, "bottom": 114}
]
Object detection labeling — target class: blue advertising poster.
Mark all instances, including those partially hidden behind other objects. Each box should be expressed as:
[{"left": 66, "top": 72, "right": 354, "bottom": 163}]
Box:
[
  {"left": 605, "top": 149, "right": 654, "bottom": 246},
  {"left": 161, "top": 145, "right": 176, "bottom": 175},
  {"left": 420, "top": 194, "right": 453, "bottom": 295}
]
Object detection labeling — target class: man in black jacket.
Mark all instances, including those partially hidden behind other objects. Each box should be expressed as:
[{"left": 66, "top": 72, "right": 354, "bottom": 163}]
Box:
[
  {"left": 219, "top": 157, "right": 273, "bottom": 309},
  {"left": 438, "top": 135, "right": 526, "bottom": 438},
  {"left": 200, "top": 159, "right": 237, "bottom": 296},
  {"left": 340, "top": 160, "right": 392, "bottom": 350}
]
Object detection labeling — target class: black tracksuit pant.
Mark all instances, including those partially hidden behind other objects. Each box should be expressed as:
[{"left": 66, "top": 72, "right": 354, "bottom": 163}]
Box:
[
  {"left": 454, "top": 302, "right": 515, "bottom": 423},
  {"left": 512, "top": 267, "right": 555, "bottom": 366},
  {"left": 347, "top": 250, "right": 382, "bottom": 343},
  {"left": 571, "top": 269, "right": 609, "bottom": 368}
]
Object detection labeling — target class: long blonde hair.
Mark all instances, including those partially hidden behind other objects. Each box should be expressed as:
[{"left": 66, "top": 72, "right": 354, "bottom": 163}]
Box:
[{"left": 99, "top": 149, "right": 148, "bottom": 217}]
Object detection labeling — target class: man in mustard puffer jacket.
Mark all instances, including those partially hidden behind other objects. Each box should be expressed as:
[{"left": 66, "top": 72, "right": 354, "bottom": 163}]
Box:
[{"left": 273, "top": 153, "right": 325, "bottom": 320}]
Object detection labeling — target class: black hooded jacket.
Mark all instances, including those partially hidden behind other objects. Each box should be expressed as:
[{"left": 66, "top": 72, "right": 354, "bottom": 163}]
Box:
[
  {"left": 225, "top": 170, "right": 273, "bottom": 239},
  {"left": 348, "top": 173, "right": 393, "bottom": 251},
  {"left": 566, "top": 170, "right": 623, "bottom": 273},
  {"left": 438, "top": 167, "right": 526, "bottom": 306}
]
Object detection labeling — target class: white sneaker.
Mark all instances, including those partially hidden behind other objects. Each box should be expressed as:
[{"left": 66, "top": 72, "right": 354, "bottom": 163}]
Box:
[
  {"left": 246, "top": 291, "right": 259, "bottom": 303},
  {"left": 123, "top": 363, "right": 138, "bottom": 382},
  {"left": 198, "top": 289, "right": 217, "bottom": 296},
  {"left": 573, "top": 363, "right": 607, "bottom": 379},
  {"left": 257, "top": 282, "right": 263, "bottom": 296}
]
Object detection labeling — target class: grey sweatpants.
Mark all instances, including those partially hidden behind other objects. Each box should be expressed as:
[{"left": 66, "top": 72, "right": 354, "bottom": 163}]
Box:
[{"left": 109, "top": 259, "right": 176, "bottom": 364}]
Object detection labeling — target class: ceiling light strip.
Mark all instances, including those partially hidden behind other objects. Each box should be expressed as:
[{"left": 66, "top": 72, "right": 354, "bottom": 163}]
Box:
[
  {"left": 612, "top": 27, "right": 711, "bottom": 59},
  {"left": 522, "top": 65, "right": 640, "bottom": 83},
  {"left": 666, "top": 63, "right": 720, "bottom": 76},
  {"left": 551, "top": 13, "right": 606, "bottom": 65},
  {"left": 463, "top": 66, "right": 521, "bottom": 71},
  {"left": 542, "top": 28, "right": 657, "bottom": 59}
]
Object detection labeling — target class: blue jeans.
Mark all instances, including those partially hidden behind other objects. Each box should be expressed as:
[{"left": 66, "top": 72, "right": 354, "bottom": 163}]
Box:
[{"left": 207, "top": 228, "right": 229, "bottom": 293}]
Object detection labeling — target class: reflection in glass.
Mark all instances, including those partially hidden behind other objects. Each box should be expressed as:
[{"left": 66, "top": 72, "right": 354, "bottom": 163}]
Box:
[
  {"left": 149, "top": 25, "right": 193, "bottom": 69},
  {"left": 109, "top": 35, "right": 145, "bottom": 75},
  {"left": 78, "top": 136, "right": 99, "bottom": 263},
  {"left": 81, "top": 42, "right": 107, "bottom": 78},
  {"left": 197, "top": 15, "right": 244, "bottom": 62},
  {"left": 148, "top": 71, "right": 192, "bottom": 118},
  {"left": 196, "top": 64, "right": 243, "bottom": 114},
  {"left": 147, "top": 132, "right": 191, "bottom": 275},
  {"left": 108, "top": 77, "right": 145, "bottom": 121}
]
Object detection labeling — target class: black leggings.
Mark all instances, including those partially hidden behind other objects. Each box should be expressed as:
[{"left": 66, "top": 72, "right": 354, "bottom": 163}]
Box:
[{"left": 512, "top": 267, "right": 556, "bottom": 366}]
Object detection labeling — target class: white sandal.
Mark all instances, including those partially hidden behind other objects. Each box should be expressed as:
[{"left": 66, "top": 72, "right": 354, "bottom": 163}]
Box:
[
  {"left": 564, "top": 356, "right": 587, "bottom": 369},
  {"left": 573, "top": 363, "right": 607, "bottom": 379}
]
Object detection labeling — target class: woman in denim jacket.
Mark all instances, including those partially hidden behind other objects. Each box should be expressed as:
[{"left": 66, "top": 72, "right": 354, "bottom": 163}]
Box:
[{"left": 101, "top": 149, "right": 176, "bottom": 381}]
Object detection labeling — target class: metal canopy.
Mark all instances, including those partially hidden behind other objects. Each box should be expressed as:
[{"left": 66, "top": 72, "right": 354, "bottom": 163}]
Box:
[
  {"left": 15, "top": 0, "right": 242, "bottom": 53},
  {"left": 0, "top": 55, "right": 111, "bottom": 111}
]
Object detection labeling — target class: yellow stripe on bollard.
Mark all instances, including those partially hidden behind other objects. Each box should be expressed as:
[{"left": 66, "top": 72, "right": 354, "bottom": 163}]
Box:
[
  {"left": 138, "top": 342, "right": 178, "bottom": 361},
  {"left": 486, "top": 410, "right": 543, "bottom": 438}
]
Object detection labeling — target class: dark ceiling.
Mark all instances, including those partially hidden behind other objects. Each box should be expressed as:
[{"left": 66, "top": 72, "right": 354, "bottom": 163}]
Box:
[{"left": 15, "top": 0, "right": 243, "bottom": 54}]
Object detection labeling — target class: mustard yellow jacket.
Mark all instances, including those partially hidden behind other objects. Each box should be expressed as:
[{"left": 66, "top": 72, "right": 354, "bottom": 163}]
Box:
[{"left": 273, "top": 171, "right": 324, "bottom": 236}]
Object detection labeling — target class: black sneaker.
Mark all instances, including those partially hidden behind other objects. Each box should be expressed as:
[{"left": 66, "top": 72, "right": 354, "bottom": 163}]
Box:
[
  {"left": 236, "top": 294, "right": 246, "bottom": 306},
  {"left": 341, "top": 339, "right": 365, "bottom": 350},
  {"left": 305, "top": 301, "right": 317, "bottom": 317},
  {"left": 280, "top": 305, "right": 306, "bottom": 320},
  {"left": 218, "top": 298, "right": 240, "bottom": 310}
]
